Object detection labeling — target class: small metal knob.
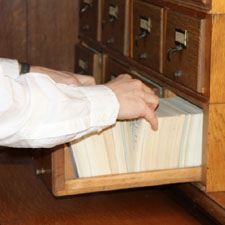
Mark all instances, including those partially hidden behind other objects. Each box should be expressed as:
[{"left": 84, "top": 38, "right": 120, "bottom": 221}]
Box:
[
  {"left": 139, "top": 53, "right": 148, "bottom": 60},
  {"left": 36, "top": 168, "right": 46, "bottom": 175},
  {"left": 106, "top": 37, "right": 114, "bottom": 44},
  {"left": 174, "top": 70, "right": 182, "bottom": 78},
  {"left": 82, "top": 24, "right": 90, "bottom": 31},
  {"left": 36, "top": 168, "right": 50, "bottom": 175}
]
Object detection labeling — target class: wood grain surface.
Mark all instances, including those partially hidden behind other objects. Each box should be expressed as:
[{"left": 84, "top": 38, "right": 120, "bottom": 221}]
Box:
[
  {"left": 0, "top": 0, "right": 27, "bottom": 62},
  {"left": 0, "top": 153, "right": 206, "bottom": 225},
  {"left": 27, "top": 0, "right": 78, "bottom": 71}
]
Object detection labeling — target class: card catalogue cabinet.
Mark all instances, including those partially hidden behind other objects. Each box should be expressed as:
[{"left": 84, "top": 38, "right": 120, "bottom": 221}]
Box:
[{"left": 35, "top": 0, "right": 225, "bottom": 196}]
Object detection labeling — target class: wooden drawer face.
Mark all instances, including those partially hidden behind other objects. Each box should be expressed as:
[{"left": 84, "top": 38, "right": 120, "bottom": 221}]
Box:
[
  {"left": 132, "top": 1, "right": 164, "bottom": 73},
  {"left": 79, "top": 0, "right": 100, "bottom": 41},
  {"left": 75, "top": 44, "right": 95, "bottom": 75},
  {"left": 102, "top": 0, "right": 129, "bottom": 55},
  {"left": 75, "top": 44, "right": 103, "bottom": 84},
  {"left": 164, "top": 10, "right": 207, "bottom": 93},
  {"left": 104, "top": 57, "right": 130, "bottom": 82}
]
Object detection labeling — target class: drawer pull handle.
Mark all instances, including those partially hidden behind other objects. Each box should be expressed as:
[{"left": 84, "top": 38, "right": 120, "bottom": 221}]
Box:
[
  {"left": 82, "top": 24, "right": 90, "bottom": 31},
  {"left": 36, "top": 168, "right": 51, "bottom": 175},
  {"left": 139, "top": 53, "right": 148, "bottom": 60},
  {"left": 167, "top": 44, "right": 183, "bottom": 61},
  {"left": 106, "top": 37, "right": 115, "bottom": 44},
  {"left": 80, "top": 4, "right": 91, "bottom": 14},
  {"left": 174, "top": 70, "right": 182, "bottom": 78},
  {"left": 135, "top": 31, "right": 147, "bottom": 47}
]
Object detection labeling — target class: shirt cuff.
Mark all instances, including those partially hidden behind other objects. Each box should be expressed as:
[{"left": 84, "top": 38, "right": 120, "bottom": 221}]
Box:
[
  {"left": 0, "top": 58, "right": 20, "bottom": 79},
  {"left": 79, "top": 85, "right": 120, "bottom": 128}
]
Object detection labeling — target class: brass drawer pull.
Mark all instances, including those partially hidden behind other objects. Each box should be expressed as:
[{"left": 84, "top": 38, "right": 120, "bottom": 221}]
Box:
[
  {"left": 135, "top": 31, "right": 147, "bottom": 47},
  {"left": 167, "top": 44, "right": 184, "bottom": 61}
]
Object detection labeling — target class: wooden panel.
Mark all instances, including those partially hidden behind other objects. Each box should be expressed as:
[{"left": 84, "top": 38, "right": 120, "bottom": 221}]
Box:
[
  {"left": 27, "top": 0, "right": 78, "bottom": 71},
  {"left": 79, "top": 0, "right": 101, "bottom": 41},
  {"left": 164, "top": 9, "right": 208, "bottom": 94},
  {"left": 208, "top": 191, "right": 225, "bottom": 210},
  {"left": 212, "top": 1, "right": 225, "bottom": 13},
  {"left": 132, "top": 0, "right": 163, "bottom": 73},
  {"left": 209, "top": 15, "right": 225, "bottom": 103},
  {"left": 203, "top": 104, "right": 225, "bottom": 192},
  {"left": 55, "top": 167, "right": 201, "bottom": 196},
  {"left": 102, "top": 0, "right": 130, "bottom": 55},
  {"left": 0, "top": 0, "right": 27, "bottom": 62},
  {"left": 52, "top": 145, "right": 65, "bottom": 195}
]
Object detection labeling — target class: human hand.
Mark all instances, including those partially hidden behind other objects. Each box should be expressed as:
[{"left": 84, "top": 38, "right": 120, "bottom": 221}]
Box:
[
  {"left": 30, "top": 66, "right": 95, "bottom": 86},
  {"left": 106, "top": 74, "right": 159, "bottom": 130}
]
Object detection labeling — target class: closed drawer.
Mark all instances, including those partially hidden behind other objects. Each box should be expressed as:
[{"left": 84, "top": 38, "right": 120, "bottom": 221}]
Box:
[
  {"left": 164, "top": 10, "right": 208, "bottom": 93},
  {"left": 75, "top": 44, "right": 103, "bottom": 84},
  {"left": 104, "top": 57, "right": 130, "bottom": 82},
  {"left": 102, "top": 0, "right": 130, "bottom": 55},
  {"left": 132, "top": 0, "right": 164, "bottom": 73},
  {"left": 105, "top": 57, "right": 162, "bottom": 96},
  {"left": 79, "top": 0, "right": 102, "bottom": 41}
]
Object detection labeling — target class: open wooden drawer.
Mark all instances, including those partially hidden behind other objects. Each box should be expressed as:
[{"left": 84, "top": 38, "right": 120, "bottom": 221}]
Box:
[
  {"left": 34, "top": 67, "right": 205, "bottom": 197},
  {"left": 35, "top": 144, "right": 202, "bottom": 196}
]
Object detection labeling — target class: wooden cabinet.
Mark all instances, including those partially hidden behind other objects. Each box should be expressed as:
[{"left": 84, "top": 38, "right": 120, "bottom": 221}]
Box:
[{"left": 36, "top": 0, "right": 225, "bottom": 195}]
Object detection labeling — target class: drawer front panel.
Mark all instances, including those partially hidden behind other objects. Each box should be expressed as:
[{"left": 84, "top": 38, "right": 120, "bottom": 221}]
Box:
[
  {"left": 79, "top": 0, "right": 99, "bottom": 40},
  {"left": 164, "top": 10, "right": 207, "bottom": 93},
  {"left": 75, "top": 44, "right": 95, "bottom": 75},
  {"left": 133, "top": 1, "right": 164, "bottom": 73},
  {"left": 105, "top": 57, "right": 130, "bottom": 82},
  {"left": 102, "top": 0, "right": 129, "bottom": 55}
]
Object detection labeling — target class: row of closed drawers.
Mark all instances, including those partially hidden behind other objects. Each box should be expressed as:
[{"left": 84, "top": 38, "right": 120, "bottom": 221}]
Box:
[
  {"left": 75, "top": 43, "right": 176, "bottom": 99},
  {"left": 79, "top": 0, "right": 209, "bottom": 95}
]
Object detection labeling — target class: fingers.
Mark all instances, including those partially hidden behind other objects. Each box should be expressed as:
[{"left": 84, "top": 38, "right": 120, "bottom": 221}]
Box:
[{"left": 143, "top": 106, "right": 158, "bottom": 131}]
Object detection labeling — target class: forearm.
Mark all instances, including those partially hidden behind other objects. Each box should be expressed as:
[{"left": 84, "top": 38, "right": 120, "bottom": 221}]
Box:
[{"left": 0, "top": 71, "right": 119, "bottom": 148}]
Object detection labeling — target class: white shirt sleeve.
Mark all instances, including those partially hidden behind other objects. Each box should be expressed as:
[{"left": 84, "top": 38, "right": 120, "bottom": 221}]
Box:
[{"left": 0, "top": 59, "right": 119, "bottom": 148}]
